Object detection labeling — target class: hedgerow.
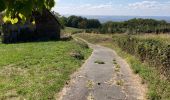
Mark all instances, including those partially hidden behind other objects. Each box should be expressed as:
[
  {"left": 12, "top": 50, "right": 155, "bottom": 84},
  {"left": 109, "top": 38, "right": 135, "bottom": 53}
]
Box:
[{"left": 112, "top": 35, "right": 170, "bottom": 80}]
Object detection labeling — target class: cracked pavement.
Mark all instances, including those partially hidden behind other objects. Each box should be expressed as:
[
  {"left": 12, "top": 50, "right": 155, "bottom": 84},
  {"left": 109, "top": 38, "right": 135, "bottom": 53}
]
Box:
[{"left": 57, "top": 43, "right": 146, "bottom": 100}]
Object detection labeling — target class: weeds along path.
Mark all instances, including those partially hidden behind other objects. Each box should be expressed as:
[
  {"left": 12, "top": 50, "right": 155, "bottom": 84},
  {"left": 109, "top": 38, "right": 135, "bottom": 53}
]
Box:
[{"left": 57, "top": 38, "right": 147, "bottom": 100}]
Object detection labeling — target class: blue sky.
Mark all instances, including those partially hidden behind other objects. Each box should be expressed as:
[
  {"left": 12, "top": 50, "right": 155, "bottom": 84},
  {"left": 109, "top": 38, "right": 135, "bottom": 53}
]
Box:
[{"left": 53, "top": 0, "right": 170, "bottom": 16}]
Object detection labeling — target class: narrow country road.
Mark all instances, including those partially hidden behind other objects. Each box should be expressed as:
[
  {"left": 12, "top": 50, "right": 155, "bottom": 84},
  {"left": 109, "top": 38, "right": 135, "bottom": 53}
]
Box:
[{"left": 57, "top": 42, "right": 146, "bottom": 100}]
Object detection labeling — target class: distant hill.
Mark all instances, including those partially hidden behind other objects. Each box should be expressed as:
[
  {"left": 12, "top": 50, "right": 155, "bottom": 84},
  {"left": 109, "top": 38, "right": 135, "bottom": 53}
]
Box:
[
  {"left": 84, "top": 16, "right": 170, "bottom": 23},
  {"left": 63, "top": 15, "right": 170, "bottom": 23}
]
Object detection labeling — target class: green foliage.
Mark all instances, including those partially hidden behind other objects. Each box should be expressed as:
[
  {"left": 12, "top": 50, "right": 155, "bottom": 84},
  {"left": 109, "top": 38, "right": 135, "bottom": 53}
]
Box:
[
  {"left": 0, "top": 40, "right": 92, "bottom": 99},
  {"left": 59, "top": 15, "right": 101, "bottom": 29},
  {"left": 100, "top": 18, "right": 170, "bottom": 34},
  {"left": 112, "top": 34, "right": 170, "bottom": 80},
  {"left": 0, "top": 0, "right": 55, "bottom": 20},
  {"left": 125, "top": 52, "right": 170, "bottom": 100},
  {"left": 60, "top": 17, "right": 170, "bottom": 34},
  {"left": 45, "top": 0, "right": 55, "bottom": 9},
  {"left": 0, "top": 0, "right": 6, "bottom": 12},
  {"left": 86, "top": 19, "right": 101, "bottom": 29},
  {"left": 59, "top": 16, "right": 68, "bottom": 28}
]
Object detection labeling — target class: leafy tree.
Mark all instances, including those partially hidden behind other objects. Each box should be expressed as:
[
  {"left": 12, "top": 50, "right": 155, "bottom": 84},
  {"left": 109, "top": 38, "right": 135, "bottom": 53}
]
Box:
[
  {"left": 59, "top": 16, "right": 67, "bottom": 26},
  {"left": 78, "top": 20, "right": 88, "bottom": 29},
  {"left": 100, "top": 18, "right": 170, "bottom": 34},
  {"left": 87, "top": 19, "right": 101, "bottom": 28},
  {"left": 0, "top": 0, "right": 55, "bottom": 22},
  {"left": 60, "top": 15, "right": 101, "bottom": 29}
]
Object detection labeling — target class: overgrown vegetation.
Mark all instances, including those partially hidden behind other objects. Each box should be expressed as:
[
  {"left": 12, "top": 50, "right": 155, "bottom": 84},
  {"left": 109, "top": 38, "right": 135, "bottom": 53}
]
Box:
[
  {"left": 112, "top": 34, "right": 170, "bottom": 80},
  {"left": 60, "top": 15, "right": 170, "bottom": 34},
  {"left": 70, "top": 18, "right": 170, "bottom": 34},
  {"left": 59, "top": 15, "right": 101, "bottom": 29},
  {"left": 76, "top": 33, "right": 170, "bottom": 100},
  {"left": 100, "top": 18, "right": 170, "bottom": 34},
  {"left": 0, "top": 39, "right": 92, "bottom": 99}
]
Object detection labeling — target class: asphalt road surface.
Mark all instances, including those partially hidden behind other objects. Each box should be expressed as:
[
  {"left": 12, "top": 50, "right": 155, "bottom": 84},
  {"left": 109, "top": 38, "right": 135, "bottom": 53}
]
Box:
[{"left": 58, "top": 42, "right": 146, "bottom": 100}]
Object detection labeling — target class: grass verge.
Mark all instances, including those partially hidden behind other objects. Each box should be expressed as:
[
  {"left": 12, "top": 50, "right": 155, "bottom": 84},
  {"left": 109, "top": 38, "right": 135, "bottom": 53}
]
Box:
[
  {"left": 0, "top": 39, "right": 92, "bottom": 99},
  {"left": 76, "top": 33, "right": 170, "bottom": 100}
]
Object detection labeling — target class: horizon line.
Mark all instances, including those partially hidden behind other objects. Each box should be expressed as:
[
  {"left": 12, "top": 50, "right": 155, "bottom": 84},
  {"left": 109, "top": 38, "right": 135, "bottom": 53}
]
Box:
[{"left": 60, "top": 14, "right": 170, "bottom": 17}]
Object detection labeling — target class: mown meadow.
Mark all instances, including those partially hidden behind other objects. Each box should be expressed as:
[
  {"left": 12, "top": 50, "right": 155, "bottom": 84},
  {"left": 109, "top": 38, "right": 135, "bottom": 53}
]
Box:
[
  {"left": 76, "top": 33, "right": 170, "bottom": 100},
  {"left": 0, "top": 38, "right": 92, "bottom": 99}
]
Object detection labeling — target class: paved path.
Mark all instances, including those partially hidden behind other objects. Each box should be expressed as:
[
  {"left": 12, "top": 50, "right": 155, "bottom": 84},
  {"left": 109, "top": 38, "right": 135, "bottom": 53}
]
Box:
[{"left": 58, "top": 42, "right": 146, "bottom": 100}]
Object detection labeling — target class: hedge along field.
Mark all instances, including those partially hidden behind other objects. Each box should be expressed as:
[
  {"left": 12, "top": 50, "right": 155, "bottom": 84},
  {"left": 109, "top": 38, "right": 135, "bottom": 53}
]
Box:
[
  {"left": 112, "top": 34, "right": 170, "bottom": 100},
  {"left": 112, "top": 34, "right": 170, "bottom": 80},
  {"left": 0, "top": 39, "right": 92, "bottom": 99}
]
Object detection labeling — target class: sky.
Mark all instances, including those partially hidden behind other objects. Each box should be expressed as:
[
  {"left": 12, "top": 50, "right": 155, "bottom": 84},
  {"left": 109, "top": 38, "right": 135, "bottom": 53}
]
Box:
[{"left": 52, "top": 0, "right": 170, "bottom": 16}]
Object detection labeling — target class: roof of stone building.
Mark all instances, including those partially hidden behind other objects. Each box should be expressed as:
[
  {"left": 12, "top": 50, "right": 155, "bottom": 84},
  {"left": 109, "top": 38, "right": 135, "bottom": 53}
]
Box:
[{"left": 0, "top": 13, "right": 4, "bottom": 25}]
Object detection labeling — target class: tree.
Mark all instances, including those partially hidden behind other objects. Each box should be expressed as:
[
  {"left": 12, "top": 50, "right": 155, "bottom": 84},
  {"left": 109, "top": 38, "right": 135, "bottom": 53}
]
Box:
[
  {"left": 59, "top": 15, "right": 102, "bottom": 29},
  {"left": 59, "top": 16, "right": 67, "bottom": 26},
  {"left": 99, "top": 18, "right": 170, "bottom": 34},
  {"left": 87, "top": 19, "right": 101, "bottom": 28},
  {"left": 0, "top": 0, "right": 55, "bottom": 22},
  {"left": 78, "top": 20, "right": 88, "bottom": 29}
]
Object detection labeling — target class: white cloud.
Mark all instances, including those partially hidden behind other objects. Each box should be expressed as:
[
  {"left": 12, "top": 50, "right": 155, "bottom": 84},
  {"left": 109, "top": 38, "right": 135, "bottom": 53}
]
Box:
[
  {"left": 59, "top": 3, "right": 113, "bottom": 10},
  {"left": 53, "top": 3, "right": 115, "bottom": 15},
  {"left": 128, "top": 1, "right": 170, "bottom": 10},
  {"left": 90, "top": 4, "right": 113, "bottom": 9},
  {"left": 129, "top": 1, "right": 157, "bottom": 9},
  {"left": 53, "top": 0, "right": 170, "bottom": 16},
  {"left": 125, "top": 0, "right": 170, "bottom": 16}
]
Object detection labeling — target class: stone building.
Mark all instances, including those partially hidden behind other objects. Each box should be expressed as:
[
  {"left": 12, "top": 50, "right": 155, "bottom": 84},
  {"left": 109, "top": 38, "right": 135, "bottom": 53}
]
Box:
[
  {"left": 0, "top": 13, "right": 3, "bottom": 35},
  {"left": 1, "top": 8, "right": 61, "bottom": 43}
]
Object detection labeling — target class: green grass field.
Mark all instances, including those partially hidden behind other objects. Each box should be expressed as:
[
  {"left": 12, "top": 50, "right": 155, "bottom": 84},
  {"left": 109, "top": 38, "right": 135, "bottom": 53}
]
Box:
[
  {"left": 61, "top": 27, "right": 84, "bottom": 36},
  {"left": 0, "top": 39, "right": 92, "bottom": 99},
  {"left": 76, "top": 33, "right": 170, "bottom": 100}
]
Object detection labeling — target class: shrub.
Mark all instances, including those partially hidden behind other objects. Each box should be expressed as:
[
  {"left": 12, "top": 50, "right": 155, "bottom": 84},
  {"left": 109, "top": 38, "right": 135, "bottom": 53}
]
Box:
[
  {"left": 70, "top": 50, "right": 84, "bottom": 60},
  {"left": 112, "top": 35, "right": 170, "bottom": 80}
]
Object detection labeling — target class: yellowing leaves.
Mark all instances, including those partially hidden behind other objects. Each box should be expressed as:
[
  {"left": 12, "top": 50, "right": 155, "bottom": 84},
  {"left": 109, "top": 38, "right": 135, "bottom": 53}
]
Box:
[
  {"left": 19, "top": 13, "right": 26, "bottom": 22},
  {"left": 3, "top": 13, "right": 27, "bottom": 24},
  {"left": 3, "top": 16, "right": 18, "bottom": 24},
  {"left": 0, "top": 0, "right": 56, "bottom": 23}
]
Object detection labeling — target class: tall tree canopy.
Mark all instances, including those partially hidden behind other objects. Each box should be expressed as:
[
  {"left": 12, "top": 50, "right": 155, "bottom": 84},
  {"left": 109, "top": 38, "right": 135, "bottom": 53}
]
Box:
[
  {"left": 60, "top": 15, "right": 101, "bottom": 29},
  {"left": 0, "top": 0, "right": 55, "bottom": 23}
]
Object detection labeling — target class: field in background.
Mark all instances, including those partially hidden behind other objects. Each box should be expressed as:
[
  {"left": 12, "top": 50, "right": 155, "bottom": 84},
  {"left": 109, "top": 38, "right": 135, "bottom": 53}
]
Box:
[
  {"left": 76, "top": 33, "right": 170, "bottom": 45},
  {"left": 61, "top": 27, "right": 84, "bottom": 36},
  {"left": 0, "top": 39, "right": 92, "bottom": 99},
  {"left": 76, "top": 33, "right": 170, "bottom": 100}
]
